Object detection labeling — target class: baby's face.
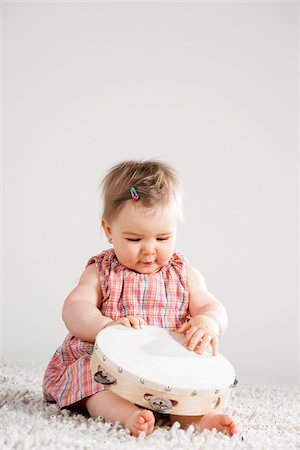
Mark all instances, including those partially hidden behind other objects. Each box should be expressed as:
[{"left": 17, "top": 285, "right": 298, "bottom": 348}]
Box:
[{"left": 102, "top": 201, "right": 177, "bottom": 274}]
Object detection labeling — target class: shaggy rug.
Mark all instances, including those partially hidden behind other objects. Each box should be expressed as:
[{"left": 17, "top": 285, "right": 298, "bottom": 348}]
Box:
[{"left": 0, "top": 360, "right": 299, "bottom": 450}]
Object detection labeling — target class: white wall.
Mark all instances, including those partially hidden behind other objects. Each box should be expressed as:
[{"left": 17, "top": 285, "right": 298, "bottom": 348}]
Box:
[
  {"left": 0, "top": 4, "right": 3, "bottom": 360},
  {"left": 1, "top": 1, "right": 298, "bottom": 386},
  {"left": 297, "top": 0, "right": 300, "bottom": 387}
]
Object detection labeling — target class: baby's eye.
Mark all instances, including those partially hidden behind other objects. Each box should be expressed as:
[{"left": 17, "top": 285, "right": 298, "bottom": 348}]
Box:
[{"left": 126, "top": 238, "right": 169, "bottom": 242}]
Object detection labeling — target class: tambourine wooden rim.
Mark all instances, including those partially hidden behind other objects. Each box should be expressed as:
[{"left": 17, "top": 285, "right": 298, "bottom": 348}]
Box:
[{"left": 90, "top": 324, "right": 238, "bottom": 415}]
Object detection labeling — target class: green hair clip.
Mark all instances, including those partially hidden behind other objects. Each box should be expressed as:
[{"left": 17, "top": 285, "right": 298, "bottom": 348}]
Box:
[{"left": 130, "top": 186, "right": 140, "bottom": 201}]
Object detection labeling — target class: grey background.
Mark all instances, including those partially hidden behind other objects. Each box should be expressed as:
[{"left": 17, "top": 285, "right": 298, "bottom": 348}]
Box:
[{"left": 0, "top": 1, "right": 298, "bottom": 385}]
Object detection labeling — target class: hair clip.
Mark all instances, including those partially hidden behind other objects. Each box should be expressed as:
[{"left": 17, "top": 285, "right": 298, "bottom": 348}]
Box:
[{"left": 130, "top": 186, "right": 140, "bottom": 201}]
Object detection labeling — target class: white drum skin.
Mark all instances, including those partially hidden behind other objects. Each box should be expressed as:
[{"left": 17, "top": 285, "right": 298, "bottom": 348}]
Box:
[{"left": 90, "top": 325, "right": 238, "bottom": 416}]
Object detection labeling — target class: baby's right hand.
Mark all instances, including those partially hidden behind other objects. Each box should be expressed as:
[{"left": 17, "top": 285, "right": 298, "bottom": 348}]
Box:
[{"left": 104, "top": 316, "right": 145, "bottom": 330}]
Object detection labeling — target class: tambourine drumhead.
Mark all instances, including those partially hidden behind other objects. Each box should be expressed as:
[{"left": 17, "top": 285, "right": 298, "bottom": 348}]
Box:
[
  {"left": 90, "top": 324, "right": 237, "bottom": 415},
  {"left": 94, "top": 324, "right": 235, "bottom": 392}
]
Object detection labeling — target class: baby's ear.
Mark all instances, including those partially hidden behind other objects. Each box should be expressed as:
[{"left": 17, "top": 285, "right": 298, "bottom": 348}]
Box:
[{"left": 101, "top": 218, "right": 111, "bottom": 236}]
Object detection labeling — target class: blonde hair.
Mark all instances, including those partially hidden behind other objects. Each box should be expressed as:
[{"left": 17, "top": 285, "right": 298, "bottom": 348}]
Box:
[{"left": 100, "top": 159, "right": 184, "bottom": 224}]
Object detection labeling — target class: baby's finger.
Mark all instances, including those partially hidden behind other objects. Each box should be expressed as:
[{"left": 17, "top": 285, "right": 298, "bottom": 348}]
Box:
[
  {"left": 118, "top": 317, "right": 131, "bottom": 327},
  {"left": 181, "top": 324, "right": 197, "bottom": 345},
  {"left": 186, "top": 328, "right": 205, "bottom": 351},
  {"left": 128, "top": 316, "right": 141, "bottom": 329},
  {"left": 176, "top": 321, "right": 191, "bottom": 334},
  {"left": 184, "top": 325, "right": 205, "bottom": 346},
  {"left": 195, "top": 333, "right": 213, "bottom": 354},
  {"left": 211, "top": 336, "right": 219, "bottom": 356},
  {"left": 138, "top": 317, "right": 145, "bottom": 328}
]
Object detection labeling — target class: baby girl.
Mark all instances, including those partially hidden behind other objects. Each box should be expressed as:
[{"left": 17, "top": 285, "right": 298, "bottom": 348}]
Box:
[{"left": 43, "top": 159, "right": 237, "bottom": 437}]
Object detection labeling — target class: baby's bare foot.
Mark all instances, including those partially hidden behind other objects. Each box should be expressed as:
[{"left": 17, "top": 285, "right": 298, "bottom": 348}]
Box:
[
  {"left": 197, "top": 413, "right": 238, "bottom": 436},
  {"left": 125, "top": 409, "right": 155, "bottom": 437}
]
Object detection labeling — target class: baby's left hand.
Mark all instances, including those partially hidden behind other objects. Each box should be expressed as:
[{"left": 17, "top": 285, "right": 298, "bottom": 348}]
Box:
[{"left": 177, "top": 315, "right": 220, "bottom": 356}]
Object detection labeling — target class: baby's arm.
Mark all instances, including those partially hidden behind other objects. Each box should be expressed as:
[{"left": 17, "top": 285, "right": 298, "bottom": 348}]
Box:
[
  {"left": 187, "top": 264, "right": 228, "bottom": 336},
  {"left": 177, "top": 264, "right": 228, "bottom": 355},
  {"left": 62, "top": 263, "right": 113, "bottom": 342}
]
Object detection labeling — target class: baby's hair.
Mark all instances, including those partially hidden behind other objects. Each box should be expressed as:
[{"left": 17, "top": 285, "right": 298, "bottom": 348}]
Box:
[{"left": 100, "top": 159, "right": 184, "bottom": 224}]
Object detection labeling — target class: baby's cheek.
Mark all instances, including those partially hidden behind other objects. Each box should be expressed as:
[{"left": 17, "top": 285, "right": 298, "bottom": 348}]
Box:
[{"left": 161, "top": 248, "right": 172, "bottom": 262}]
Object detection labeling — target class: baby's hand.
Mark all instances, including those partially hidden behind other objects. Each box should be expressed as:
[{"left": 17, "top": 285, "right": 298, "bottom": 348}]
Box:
[
  {"left": 105, "top": 316, "right": 145, "bottom": 330},
  {"left": 177, "top": 315, "right": 220, "bottom": 356}
]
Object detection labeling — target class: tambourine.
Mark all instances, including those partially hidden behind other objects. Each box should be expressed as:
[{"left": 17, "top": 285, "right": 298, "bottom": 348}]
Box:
[{"left": 90, "top": 324, "right": 238, "bottom": 415}]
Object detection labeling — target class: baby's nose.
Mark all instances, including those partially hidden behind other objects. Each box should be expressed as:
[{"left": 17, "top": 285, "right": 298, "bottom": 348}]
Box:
[
  {"left": 141, "top": 243, "right": 156, "bottom": 255},
  {"left": 142, "top": 249, "right": 155, "bottom": 256}
]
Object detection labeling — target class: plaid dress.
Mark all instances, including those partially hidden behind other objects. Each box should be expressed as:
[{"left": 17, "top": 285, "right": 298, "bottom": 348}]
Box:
[{"left": 42, "top": 248, "right": 189, "bottom": 409}]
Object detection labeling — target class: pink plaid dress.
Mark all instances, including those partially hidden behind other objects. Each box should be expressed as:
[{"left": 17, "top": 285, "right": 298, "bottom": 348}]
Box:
[{"left": 42, "top": 248, "right": 189, "bottom": 409}]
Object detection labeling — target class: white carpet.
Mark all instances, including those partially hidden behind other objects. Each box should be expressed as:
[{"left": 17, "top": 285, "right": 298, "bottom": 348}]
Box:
[{"left": 0, "top": 360, "right": 299, "bottom": 450}]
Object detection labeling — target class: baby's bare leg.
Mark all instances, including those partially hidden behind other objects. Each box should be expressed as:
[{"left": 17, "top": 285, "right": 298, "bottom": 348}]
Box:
[
  {"left": 78, "top": 391, "right": 155, "bottom": 437},
  {"left": 169, "top": 413, "right": 238, "bottom": 436}
]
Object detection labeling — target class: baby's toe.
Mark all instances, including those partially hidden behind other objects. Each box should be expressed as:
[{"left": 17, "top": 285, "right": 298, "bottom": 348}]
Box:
[
  {"left": 230, "top": 422, "right": 238, "bottom": 435},
  {"left": 141, "top": 410, "right": 155, "bottom": 433},
  {"left": 217, "top": 414, "right": 237, "bottom": 436},
  {"left": 137, "top": 415, "right": 146, "bottom": 425},
  {"left": 219, "top": 414, "right": 233, "bottom": 426},
  {"left": 132, "top": 410, "right": 155, "bottom": 435},
  {"left": 142, "top": 410, "right": 155, "bottom": 422}
]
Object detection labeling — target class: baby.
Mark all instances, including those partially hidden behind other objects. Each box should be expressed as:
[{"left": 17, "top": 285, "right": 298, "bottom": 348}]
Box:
[{"left": 43, "top": 159, "right": 237, "bottom": 437}]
